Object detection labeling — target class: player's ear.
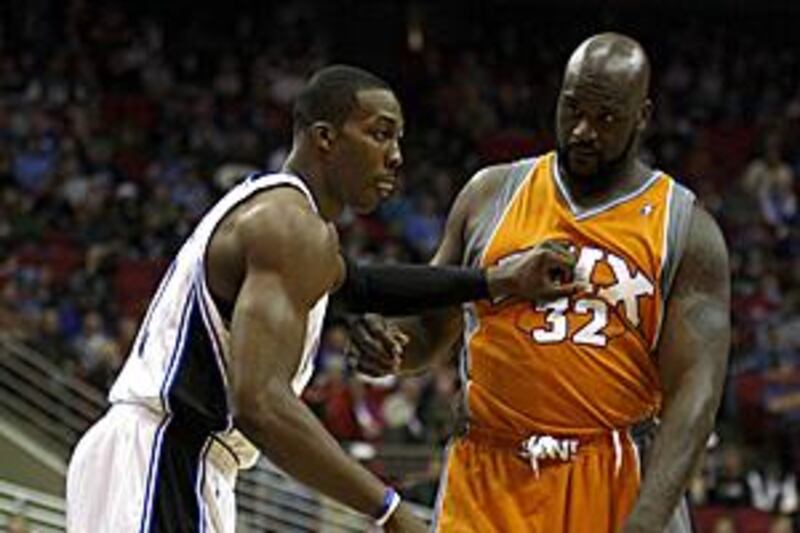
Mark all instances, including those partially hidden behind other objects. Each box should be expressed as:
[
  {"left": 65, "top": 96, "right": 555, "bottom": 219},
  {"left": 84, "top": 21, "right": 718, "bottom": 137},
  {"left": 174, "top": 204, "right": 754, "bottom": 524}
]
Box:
[
  {"left": 310, "top": 121, "right": 338, "bottom": 152},
  {"left": 637, "top": 99, "right": 653, "bottom": 132}
]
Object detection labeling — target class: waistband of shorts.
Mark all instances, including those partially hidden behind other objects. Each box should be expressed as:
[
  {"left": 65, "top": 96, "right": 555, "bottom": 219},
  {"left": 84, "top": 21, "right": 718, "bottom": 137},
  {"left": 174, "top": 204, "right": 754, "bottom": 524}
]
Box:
[
  {"left": 110, "top": 402, "right": 240, "bottom": 481},
  {"left": 206, "top": 436, "right": 240, "bottom": 481},
  {"left": 462, "top": 419, "right": 656, "bottom": 453}
]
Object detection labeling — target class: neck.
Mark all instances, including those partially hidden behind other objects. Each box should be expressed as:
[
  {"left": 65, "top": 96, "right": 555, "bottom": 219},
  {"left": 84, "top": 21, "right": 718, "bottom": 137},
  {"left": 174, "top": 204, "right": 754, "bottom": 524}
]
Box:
[
  {"left": 282, "top": 147, "right": 343, "bottom": 220},
  {"left": 559, "top": 156, "right": 651, "bottom": 208}
]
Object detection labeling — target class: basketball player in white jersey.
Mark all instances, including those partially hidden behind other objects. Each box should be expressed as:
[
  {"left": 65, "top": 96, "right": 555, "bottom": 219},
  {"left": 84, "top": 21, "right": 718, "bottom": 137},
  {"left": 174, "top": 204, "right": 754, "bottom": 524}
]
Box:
[{"left": 66, "top": 65, "right": 582, "bottom": 533}]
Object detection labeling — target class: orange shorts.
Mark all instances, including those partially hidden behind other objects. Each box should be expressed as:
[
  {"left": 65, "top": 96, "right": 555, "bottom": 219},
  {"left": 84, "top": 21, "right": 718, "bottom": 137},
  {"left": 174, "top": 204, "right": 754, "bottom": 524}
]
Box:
[{"left": 432, "top": 427, "right": 642, "bottom": 533}]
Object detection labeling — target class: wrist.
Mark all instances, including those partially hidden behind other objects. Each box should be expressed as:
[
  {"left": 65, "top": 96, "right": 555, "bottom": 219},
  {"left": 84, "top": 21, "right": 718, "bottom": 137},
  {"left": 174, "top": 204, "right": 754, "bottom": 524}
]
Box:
[
  {"left": 485, "top": 266, "right": 513, "bottom": 300},
  {"left": 624, "top": 504, "right": 668, "bottom": 533},
  {"left": 374, "top": 487, "right": 402, "bottom": 526}
]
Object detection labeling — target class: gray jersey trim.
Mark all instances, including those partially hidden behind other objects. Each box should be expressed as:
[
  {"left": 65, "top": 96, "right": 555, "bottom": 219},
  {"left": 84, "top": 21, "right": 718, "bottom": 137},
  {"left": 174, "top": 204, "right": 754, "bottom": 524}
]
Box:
[
  {"left": 553, "top": 153, "right": 663, "bottom": 221},
  {"left": 462, "top": 157, "right": 538, "bottom": 267},
  {"left": 660, "top": 181, "right": 696, "bottom": 298},
  {"left": 458, "top": 158, "right": 536, "bottom": 428},
  {"left": 652, "top": 180, "right": 696, "bottom": 350}
]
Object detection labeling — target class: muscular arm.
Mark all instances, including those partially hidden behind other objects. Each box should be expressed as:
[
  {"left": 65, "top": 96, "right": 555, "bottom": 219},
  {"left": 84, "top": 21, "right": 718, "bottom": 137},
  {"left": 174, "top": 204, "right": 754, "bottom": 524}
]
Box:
[
  {"left": 393, "top": 164, "right": 512, "bottom": 372},
  {"left": 227, "top": 194, "right": 390, "bottom": 518},
  {"left": 625, "top": 206, "right": 731, "bottom": 531}
]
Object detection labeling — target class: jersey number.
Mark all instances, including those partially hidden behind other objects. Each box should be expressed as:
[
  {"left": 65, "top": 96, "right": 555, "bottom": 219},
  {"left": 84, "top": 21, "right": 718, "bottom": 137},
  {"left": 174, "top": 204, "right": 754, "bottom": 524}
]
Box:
[{"left": 532, "top": 297, "right": 608, "bottom": 347}]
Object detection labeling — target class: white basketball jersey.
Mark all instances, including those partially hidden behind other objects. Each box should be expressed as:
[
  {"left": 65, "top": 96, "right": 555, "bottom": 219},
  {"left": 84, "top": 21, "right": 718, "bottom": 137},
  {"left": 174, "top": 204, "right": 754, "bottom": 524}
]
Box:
[{"left": 109, "top": 172, "right": 329, "bottom": 469}]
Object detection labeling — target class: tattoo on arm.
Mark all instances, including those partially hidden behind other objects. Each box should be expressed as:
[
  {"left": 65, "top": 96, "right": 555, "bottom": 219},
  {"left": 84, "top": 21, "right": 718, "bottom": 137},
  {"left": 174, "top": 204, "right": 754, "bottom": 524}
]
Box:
[{"left": 628, "top": 205, "right": 730, "bottom": 529}]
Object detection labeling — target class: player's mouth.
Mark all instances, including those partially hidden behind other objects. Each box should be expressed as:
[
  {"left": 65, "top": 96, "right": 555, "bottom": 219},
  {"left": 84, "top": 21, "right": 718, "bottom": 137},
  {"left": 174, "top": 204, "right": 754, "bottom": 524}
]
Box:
[
  {"left": 568, "top": 145, "right": 599, "bottom": 160},
  {"left": 375, "top": 176, "right": 397, "bottom": 199}
]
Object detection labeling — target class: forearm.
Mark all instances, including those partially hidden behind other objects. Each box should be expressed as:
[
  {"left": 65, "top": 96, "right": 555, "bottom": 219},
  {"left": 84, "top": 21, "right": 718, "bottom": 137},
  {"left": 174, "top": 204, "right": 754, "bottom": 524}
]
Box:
[
  {"left": 628, "top": 389, "right": 716, "bottom": 529},
  {"left": 338, "top": 259, "right": 490, "bottom": 316},
  {"left": 394, "top": 309, "right": 462, "bottom": 373},
  {"left": 237, "top": 382, "right": 386, "bottom": 517}
]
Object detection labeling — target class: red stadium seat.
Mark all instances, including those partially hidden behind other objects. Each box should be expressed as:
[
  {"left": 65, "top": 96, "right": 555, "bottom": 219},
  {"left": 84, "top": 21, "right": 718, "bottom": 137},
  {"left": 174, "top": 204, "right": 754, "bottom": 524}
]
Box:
[
  {"left": 734, "top": 508, "right": 772, "bottom": 532},
  {"left": 113, "top": 258, "right": 170, "bottom": 319}
]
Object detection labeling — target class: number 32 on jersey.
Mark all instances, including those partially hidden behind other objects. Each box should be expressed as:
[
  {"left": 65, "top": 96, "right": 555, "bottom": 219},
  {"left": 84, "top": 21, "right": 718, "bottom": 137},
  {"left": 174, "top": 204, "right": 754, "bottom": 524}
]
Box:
[{"left": 510, "top": 244, "right": 655, "bottom": 347}]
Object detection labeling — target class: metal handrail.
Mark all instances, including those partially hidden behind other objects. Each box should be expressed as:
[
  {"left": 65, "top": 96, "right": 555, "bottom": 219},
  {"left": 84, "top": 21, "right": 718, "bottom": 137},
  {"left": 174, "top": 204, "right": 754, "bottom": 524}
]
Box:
[
  {"left": 0, "top": 478, "right": 66, "bottom": 531},
  {"left": 0, "top": 336, "right": 106, "bottom": 411}
]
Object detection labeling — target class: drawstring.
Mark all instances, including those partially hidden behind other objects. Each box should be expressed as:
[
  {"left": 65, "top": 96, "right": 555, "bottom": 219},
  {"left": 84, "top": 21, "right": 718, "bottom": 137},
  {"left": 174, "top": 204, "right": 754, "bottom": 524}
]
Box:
[{"left": 612, "top": 429, "right": 622, "bottom": 476}]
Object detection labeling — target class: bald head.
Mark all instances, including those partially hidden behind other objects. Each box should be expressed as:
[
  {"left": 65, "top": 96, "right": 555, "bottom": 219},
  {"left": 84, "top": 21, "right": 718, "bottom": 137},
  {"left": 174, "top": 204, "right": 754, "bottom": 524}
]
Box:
[
  {"left": 555, "top": 33, "right": 653, "bottom": 190},
  {"left": 565, "top": 33, "right": 650, "bottom": 102}
]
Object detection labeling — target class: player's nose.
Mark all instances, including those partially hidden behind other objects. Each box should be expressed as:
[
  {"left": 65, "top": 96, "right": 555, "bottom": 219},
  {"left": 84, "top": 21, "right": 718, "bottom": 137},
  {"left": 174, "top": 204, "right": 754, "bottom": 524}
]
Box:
[
  {"left": 386, "top": 140, "right": 403, "bottom": 170},
  {"left": 572, "top": 117, "right": 598, "bottom": 143}
]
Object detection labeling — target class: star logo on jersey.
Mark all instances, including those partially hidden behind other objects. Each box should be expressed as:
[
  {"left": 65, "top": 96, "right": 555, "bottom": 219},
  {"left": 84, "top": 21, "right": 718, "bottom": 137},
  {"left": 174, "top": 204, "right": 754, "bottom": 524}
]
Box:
[{"left": 640, "top": 203, "right": 654, "bottom": 216}]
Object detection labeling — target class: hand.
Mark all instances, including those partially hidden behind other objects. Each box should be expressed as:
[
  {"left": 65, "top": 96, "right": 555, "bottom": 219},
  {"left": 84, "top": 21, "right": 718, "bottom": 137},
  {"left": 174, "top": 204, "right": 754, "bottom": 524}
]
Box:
[
  {"left": 347, "top": 314, "right": 409, "bottom": 377},
  {"left": 383, "top": 503, "right": 428, "bottom": 533},
  {"left": 486, "top": 240, "right": 588, "bottom": 303}
]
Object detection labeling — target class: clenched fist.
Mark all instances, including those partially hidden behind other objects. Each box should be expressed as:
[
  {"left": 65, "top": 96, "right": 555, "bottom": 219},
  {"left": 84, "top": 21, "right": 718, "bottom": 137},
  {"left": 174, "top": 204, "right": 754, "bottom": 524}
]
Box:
[{"left": 486, "top": 240, "right": 588, "bottom": 303}]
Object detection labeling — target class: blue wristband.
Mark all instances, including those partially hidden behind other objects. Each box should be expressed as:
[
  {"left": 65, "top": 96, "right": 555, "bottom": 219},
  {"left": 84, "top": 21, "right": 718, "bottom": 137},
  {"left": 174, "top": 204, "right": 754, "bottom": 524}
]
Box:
[{"left": 374, "top": 487, "right": 402, "bottom": 526}]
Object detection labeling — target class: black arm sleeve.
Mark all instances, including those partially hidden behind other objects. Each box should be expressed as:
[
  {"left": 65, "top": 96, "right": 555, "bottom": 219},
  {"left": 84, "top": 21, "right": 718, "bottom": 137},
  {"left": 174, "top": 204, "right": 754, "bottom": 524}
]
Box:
[{"left": 337, "top": 257, "right": 490, "bottom": 316}]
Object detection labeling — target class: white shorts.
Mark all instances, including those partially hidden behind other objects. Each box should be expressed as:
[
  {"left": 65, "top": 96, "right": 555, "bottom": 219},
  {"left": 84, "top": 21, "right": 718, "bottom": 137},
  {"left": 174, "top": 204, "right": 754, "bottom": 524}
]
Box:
[{"left": 66, "top": 404, "right": 238, "bottom": 533}]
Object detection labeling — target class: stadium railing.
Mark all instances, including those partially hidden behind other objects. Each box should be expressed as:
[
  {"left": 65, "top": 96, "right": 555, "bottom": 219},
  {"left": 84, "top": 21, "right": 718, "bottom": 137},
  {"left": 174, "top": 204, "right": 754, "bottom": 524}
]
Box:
[
  {"left": 0, "top": 336, "right": 105, "bottom": 457},
  {"left": 0, "top": 478, "right": 66, "bottom": 532},
  {"left": 0, "top": 335, "right": 432, "bottom": 531}
]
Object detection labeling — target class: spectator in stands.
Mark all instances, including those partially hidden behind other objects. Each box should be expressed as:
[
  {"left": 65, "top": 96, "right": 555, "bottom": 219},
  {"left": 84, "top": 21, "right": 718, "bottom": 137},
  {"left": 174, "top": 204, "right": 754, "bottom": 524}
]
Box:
[
  {"left": 402, "top": 193, "right": 444, "bottom": 259},
  {"left": 711, "top": 515, "right": 738, "bottom": 533},
  {"left": 764, "top": 359, "right": 800, "bottom": 473},
  {"left": 747, "top": 459, "right": 798, "bottom": 515},
  {"left": 71, "top": 310, "right": 122, "bottom": 389},
  {"left": 26, "top": 306, "right": 76, "bottom": 368},
  {"left": 304, "top": 354, "right": 362, "bottom": 441},
  {"left": 381, "top": 377, "right": 425, "bottom": 445},
  {"left": 419, "top": 365, "right": 460, "bottom": 444},
  {"left": 769, "top": 515, "right": 795, "bottom": 533},
  {"left": 742, "top": 132, "right": 797, "bottom": 239},
  {"left": 709, "top": 446, "right": 753, "bottom": 508}
]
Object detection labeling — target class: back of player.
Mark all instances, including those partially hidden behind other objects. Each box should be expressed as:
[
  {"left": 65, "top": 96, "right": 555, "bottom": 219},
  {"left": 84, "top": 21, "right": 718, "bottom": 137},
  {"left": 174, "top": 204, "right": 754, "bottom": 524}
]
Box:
[
  {"left": 66, "top": 172, "right": 328, "bottom": 533},
  {"left": 434, "top": 152, "right": 695, "bottom": 532}
]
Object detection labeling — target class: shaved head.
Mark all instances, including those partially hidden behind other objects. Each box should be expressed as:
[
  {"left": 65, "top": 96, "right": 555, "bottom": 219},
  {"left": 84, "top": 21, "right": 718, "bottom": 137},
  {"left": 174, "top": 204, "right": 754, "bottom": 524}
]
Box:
[
  {"left": 556, "top": 33, "right": 653, "bottom": 193},
  {"left": 565, "top": 33, "right": 651, "bottom": 103}
]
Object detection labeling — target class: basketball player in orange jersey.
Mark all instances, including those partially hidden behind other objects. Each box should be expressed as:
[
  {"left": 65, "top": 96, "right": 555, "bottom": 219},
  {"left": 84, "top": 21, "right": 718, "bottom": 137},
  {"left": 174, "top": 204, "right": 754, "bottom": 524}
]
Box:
[{"left": 350, "top": 33, "right": 730, "bottom": 532}]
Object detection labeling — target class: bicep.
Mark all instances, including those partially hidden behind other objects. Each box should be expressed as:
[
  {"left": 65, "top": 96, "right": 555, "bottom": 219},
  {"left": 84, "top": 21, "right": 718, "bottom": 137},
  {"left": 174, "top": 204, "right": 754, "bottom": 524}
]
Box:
[
  {"left": 230, "top": 269, "right": 307, "bottom": 394},
  {"left": 430, "top": 192, "right": 469, "bottom": 268},
  {"left": 657, "top": 206, "right": 731, "bottom": 401},
  {"left": 227, "top": 199, "right": 339, "bottom": 407}
]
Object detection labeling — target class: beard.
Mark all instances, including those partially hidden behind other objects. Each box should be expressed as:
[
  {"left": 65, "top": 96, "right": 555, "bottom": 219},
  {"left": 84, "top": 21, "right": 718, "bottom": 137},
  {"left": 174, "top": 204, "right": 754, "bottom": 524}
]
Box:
[{"left": 557, "top": 128, "right": 639, "bottom": 196}]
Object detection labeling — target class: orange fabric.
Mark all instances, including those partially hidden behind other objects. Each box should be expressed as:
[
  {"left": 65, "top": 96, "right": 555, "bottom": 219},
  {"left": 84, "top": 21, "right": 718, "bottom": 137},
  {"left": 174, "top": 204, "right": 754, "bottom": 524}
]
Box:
[
  {"left": 464, "top": 152, "right": 674, "bottom": 437},
  {"left": 434, "top": 432, "right": 641, "bottom": 532}
]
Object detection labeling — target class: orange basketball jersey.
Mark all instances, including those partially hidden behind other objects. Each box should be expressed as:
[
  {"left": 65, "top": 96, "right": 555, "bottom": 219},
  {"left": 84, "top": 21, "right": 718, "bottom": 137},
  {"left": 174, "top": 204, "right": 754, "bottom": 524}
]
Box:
[{"left": 460, "top": 151, "right": 695, "bottom": 436}]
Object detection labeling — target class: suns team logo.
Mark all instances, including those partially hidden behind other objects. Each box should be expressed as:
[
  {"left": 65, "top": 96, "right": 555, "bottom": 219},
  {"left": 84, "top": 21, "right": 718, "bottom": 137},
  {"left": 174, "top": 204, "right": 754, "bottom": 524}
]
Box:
[{"left": 502, "top": 244, "right": 656, "bottom": 348}]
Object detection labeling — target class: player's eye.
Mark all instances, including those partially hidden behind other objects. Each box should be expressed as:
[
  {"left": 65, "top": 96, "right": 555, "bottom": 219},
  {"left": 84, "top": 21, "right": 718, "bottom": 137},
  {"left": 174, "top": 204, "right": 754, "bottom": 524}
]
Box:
[
  {"left": 600, "top": 112, "right": 616, "bottom": 124},
  {"left": 564, "top": 101, "right": 579, "bottom": 114},
  {"left": 372, "top": 130, "right": 391, "bottom": 142}
]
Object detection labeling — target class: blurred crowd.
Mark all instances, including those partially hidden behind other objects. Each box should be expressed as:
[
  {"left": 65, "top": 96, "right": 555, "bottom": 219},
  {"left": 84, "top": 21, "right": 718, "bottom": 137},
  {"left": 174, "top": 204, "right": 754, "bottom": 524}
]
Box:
[{"left": 0, "top": 1, "right": 799, "bottom": 529}]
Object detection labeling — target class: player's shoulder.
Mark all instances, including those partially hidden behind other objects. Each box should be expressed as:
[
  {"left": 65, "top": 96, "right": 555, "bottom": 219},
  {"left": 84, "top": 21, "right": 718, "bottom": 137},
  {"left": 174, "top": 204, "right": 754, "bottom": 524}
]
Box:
[
  {"left": 685, "top": 203, "right": 727, "bottom": 260},
  {"left": 466, "top": 161, "right": 516, "bottom": 193},
  {"left": 457, "top": 155, "right": 541, "bottom": 214},
  {"left": 673, "top": 202, "right": 729, "bottom": 297},
  {"left": 234, "top": 186, "right": 336, "bottom": 269}
]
